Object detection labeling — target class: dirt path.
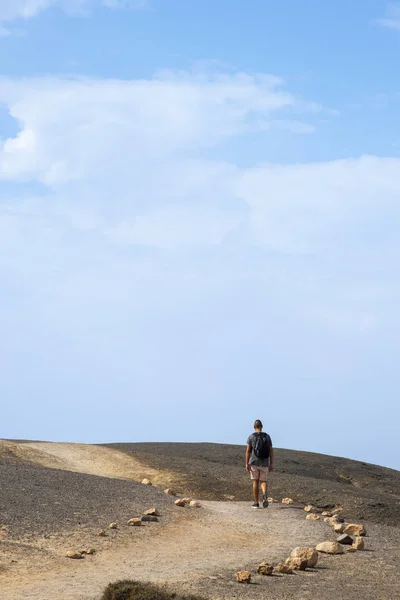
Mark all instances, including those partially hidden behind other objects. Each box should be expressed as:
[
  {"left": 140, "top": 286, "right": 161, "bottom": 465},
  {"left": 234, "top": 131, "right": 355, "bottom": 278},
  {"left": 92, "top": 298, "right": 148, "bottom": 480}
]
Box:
[
  {"left": 1, "top": 501, "right": 329, "bottom": 600},
  {"left": 21, "top": 442, "right": 176, "bottom": 486},
  {"left": 1, "top": 441, "right": 399, "bottom": 600},
  {"left": 2, "top": 501, "right": 399, "bottom": 600}
]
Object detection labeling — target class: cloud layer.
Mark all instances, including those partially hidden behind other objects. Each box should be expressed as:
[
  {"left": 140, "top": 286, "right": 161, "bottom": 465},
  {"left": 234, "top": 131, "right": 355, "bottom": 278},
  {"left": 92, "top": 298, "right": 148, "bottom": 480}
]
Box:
[
  {"left": 1, "top": 70, "right": 399, "bottom": 324},
  {"left": 1, "top": 68, "right": 399, "bottom": 466},
  {"left": 375, "top": 3, "right": 400, "bottom": 30},
  {"left": 0, "top": 0, "right": 146, "bottom": 33}
]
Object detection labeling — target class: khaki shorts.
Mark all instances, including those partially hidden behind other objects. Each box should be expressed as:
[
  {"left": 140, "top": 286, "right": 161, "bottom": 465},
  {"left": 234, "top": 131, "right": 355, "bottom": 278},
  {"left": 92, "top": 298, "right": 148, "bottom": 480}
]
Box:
[{"left": 250, "top": 465, "right": 269, "bottom": 482}]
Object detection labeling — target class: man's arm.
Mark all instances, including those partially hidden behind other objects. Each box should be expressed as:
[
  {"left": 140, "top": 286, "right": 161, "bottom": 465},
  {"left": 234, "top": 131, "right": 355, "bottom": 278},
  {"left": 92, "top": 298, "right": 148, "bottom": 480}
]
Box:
[
  {"left": 269, "top": 446, "right": 274, "bottom": 472},
  {"left": 245, "top": 444, "right": 251, "bottom": 471}
]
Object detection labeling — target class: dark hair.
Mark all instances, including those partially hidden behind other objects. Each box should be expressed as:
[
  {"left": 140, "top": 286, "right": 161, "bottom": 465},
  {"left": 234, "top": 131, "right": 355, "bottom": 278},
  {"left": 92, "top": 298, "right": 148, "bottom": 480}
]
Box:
[{"left": 254, "top": 419, "right": 263, "bottom": 430}]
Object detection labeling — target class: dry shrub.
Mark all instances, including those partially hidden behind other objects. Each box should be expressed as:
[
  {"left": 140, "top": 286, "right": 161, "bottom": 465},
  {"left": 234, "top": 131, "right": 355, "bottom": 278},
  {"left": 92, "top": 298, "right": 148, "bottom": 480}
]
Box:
[{"left": 101, "top": 580, "right": 205, "bottom": 600}]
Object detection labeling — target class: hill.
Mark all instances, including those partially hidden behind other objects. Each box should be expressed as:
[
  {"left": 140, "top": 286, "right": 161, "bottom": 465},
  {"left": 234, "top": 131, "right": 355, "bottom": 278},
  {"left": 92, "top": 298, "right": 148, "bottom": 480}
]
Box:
[
  {"left": 105, "top": 442, "right": 400, "bottom": 526},
  {"left": 1, "top": 439, "right": 400, "bottom": 600}
]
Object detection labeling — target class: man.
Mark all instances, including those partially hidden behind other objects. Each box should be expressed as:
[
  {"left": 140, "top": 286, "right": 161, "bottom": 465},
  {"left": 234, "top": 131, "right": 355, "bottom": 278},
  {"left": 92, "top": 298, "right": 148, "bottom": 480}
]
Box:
[{"left": 246, "top": 419, "right": 274, "bottom": 509}]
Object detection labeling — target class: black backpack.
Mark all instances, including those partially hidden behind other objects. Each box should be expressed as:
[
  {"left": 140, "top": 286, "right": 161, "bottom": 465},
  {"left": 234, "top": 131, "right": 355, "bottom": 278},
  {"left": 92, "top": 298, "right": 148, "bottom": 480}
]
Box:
[{"left": 253, "top": 432, "right": 270, "bottom": 460}]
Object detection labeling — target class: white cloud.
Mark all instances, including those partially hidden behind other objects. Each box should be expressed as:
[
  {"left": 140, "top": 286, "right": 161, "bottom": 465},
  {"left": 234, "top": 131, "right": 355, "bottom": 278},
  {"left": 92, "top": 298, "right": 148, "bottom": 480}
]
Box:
[
  {"left": 1, "top": 67, "right": 400, "bottom": 466},
  {"left": 375, "top": 3, "right": 400, "bottom": 30},
  {"left": 237, "top": 156, "right": 400, "bottom": 254},
  {"left": 0, "top": 69, "right": 399, "bottom": 341},
  {"left": 0, "top": 72, "right": 294, "bottom": 185},
  {"left": 0, "top": 0, "right": 146, "bottom": 31}
]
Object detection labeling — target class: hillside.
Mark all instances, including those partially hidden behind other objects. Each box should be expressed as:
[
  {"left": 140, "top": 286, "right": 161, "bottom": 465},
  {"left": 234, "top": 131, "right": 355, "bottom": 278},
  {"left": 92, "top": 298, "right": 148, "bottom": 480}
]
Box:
[
  {"left": 1, "top": 439, "right": 400, "bottom": 600},
  {"left": 105, "top": 443, "right": 400, "bottom": 526}
]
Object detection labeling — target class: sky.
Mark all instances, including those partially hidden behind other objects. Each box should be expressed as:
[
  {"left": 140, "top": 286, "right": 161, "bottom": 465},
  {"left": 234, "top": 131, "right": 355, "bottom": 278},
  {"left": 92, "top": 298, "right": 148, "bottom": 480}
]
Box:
[{"left": 0, "top": 1, "right": 399, "bottom": 470}]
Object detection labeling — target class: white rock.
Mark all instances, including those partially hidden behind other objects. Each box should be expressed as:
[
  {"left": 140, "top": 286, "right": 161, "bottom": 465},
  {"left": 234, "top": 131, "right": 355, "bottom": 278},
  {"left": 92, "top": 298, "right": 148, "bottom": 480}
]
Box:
[
  {"left": 306, "top": 513, "right": 320, "bottom": 521},
  {"left": 66, "top": 551, "right": 83, "bottom": 559},
  {"left": 344, "top": 523, "right": 366, "bottom": 537},
  {"left": 353, "top": 537, "right": 365, "bottom": 550},
  {"left": 316, "top": 541, "right": 344, "bottom": 555},
  {"left": 290, "top": 547, "right": 318, "bottom": 568}
]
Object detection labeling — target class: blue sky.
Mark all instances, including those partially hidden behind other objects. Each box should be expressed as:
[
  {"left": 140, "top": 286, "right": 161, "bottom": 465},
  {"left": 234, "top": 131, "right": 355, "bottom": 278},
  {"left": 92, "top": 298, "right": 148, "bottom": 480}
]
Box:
[{"left": 0, "top": 1, "right": 400, "bottom": 470}]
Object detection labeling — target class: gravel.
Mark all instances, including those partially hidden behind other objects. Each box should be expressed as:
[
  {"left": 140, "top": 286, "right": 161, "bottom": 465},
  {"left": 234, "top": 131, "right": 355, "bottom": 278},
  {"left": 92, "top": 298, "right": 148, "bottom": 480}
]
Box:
[
  {"left": 105, "top": 443, "right": 400, "bottom": 526},
  {"left": 0, "top": 459, "right": 174, "bottom": 538}
]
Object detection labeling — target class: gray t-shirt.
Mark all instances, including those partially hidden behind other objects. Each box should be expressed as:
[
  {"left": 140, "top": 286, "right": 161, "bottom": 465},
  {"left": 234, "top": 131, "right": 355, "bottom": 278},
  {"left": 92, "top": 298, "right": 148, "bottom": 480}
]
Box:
[{"left": 246, "top": 432, "right": 272, "bottom": 467}]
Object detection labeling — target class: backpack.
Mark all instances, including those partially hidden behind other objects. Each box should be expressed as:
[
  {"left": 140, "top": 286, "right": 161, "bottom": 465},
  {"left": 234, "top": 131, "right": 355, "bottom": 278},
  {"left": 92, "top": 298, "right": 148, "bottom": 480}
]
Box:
[{"left": 253, "top": 432, "right": 270, "bottom": 460}]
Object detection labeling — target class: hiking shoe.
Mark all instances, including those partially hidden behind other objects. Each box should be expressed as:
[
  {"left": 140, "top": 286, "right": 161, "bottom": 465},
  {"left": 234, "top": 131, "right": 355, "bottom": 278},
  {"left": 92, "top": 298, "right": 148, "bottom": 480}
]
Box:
[
  {"left": 251, "top": 503, "right": 260, "bottom": 509},
  {"left": 262, "top": 495, "right": 269, "bottom": 509}
]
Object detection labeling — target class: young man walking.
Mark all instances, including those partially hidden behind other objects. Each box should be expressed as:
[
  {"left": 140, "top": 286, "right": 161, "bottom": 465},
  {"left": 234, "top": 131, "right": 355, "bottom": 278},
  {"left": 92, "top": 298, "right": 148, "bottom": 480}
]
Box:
[{"left": 246, "top": 419, "right": 274, "bottom": 509}]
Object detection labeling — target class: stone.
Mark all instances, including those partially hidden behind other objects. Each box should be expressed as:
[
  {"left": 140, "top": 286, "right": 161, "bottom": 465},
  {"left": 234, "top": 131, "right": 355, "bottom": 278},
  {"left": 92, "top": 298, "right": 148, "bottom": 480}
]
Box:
[
  {"left": 108, "top": 522, "right": 118, "bottom": 529},
  {"left": 164, "top": 489, "right": 177, "bottom": 496},
  {"left": 236, "top": 570, "right": 251, "bottom": 583},
  {"left": 189, "top": 500, "right": 201, "bottom": 508},
  {"left": 334, "top": 523, "right": 346, "bottom": 533},
  {"left": 127, "top": 518, "right": 142, "bottom": 526},
  {"left": 325, "top": 516, "right": 342, "bottom": 526},
  {"left": 174, "top": 499, "right": 186, "bottom": 507},
  {"left": 81, "top": 548, "right": 96, "bottom": 555},
  {"left": 274, "top": 562, "right": 293, "bottom": 574},
  {"left": 257, "top": 563, "right": 273, "bottom": 576},
  {"left": 316, "top": 541, "right": 344, "bottom": 555},
  {"left": 141, "top": 515, "right": 159, "bottom": 522},
  {"left": 337, "top": 534, "right": 354, "bottom": 546},
  {"left": 304, "top": 504, "right": 317, "bottom": 513},
  {"left": 97, "top": 529, "right": 106, "bottom": 537},
  {"left": 334, "top": 516, "right": 345, "bottom": 523},
  {"left": 281, "top": 498, "right": 294, "bottom": 505},
  {"left": 143, "top": 508, "right": 159, "bottom": 516},
  {"left": 346, "top": 547, "right": 357, "bottom": 553},
  {"left": 322, "top": 511, "right": 333, "bottom": 517},
  {"left": 344, "top": 524, "right": 366, "bottom": 537},
  {"left": 332, "top": 507, "right": 344, "bottom": 515},
  {"left": 141, "top": 479, "right": 152, "bottom": 485},
  {"left": 290, "top": 547, "right": 319, "bottom": 568},
  {"left": 181, "top": 497, "right": 192, "bottom": 504},
  {"left": 329, "top": 515, "right": 341, "bottom": 522},
  {"left": 267, "top": 497, "right": 277, "bottom": 503},
  {"left": 285, "top": 557, "right": 308, "bottom": 570},
  {"left": 66, "top": 551, "right": 83, "bottom": 559},
  {"left": 353, "top": 537, "right": 365, "bottom": 550},
  {"left": 306, "top": 513, "right": 321, "bottom": 521}
]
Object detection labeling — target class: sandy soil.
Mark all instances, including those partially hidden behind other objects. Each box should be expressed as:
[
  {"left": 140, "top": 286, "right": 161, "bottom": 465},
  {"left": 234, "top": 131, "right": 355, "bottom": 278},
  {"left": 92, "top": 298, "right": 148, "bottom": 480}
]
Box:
[
  {"left": 2, "top": 501, "right": 400, "bottom": 600},
  {"left": 18, "top": 441, "right": 178, "bottom": 487},
  {"left": 108, "top": 442, "right": 400, "bottom": 526},
  {"left": 1, "top": 441, "right": 399, "bottom": 600}
]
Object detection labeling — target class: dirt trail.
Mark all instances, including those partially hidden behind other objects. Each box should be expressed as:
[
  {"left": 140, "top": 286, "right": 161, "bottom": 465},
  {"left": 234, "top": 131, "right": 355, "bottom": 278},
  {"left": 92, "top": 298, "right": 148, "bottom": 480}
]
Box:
[
  {"left": 16, "top": 441, "right": 177, "bottom": 486},
  {"left": 1, "top": 441, "right": 399, "bottom": 600},
  {"left": 1, "top": 501, "right": 330, "bottom": 600}
]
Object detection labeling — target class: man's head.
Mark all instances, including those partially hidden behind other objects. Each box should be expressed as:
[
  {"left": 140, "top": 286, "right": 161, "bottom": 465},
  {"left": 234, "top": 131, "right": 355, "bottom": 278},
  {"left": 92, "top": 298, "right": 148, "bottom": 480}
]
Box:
[{"left": 254, "top": 419, "right": 263, "bottom": 431}]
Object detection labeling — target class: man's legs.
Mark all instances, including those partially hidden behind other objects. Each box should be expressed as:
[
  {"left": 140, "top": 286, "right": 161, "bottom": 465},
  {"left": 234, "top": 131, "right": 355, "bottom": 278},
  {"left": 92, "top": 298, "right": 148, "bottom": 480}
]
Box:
[
  {"left": 252, "top": 478, "right": 260, "bottom": 504},
  {"left": 260, "top": 479, "right": 268, "bottom": 508}
]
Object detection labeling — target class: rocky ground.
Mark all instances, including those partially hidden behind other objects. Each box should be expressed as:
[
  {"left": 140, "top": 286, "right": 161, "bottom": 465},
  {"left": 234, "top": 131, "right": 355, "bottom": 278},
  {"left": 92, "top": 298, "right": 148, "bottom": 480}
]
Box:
[
  {"left": 0, "top": 440, "right": 399, "bottom": 600},
  {"left": 0, "top": 449, "right": 175, "bottom": 539},
  {"left": 106, "top": 442, "right": 400, "bottom": 526}
]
